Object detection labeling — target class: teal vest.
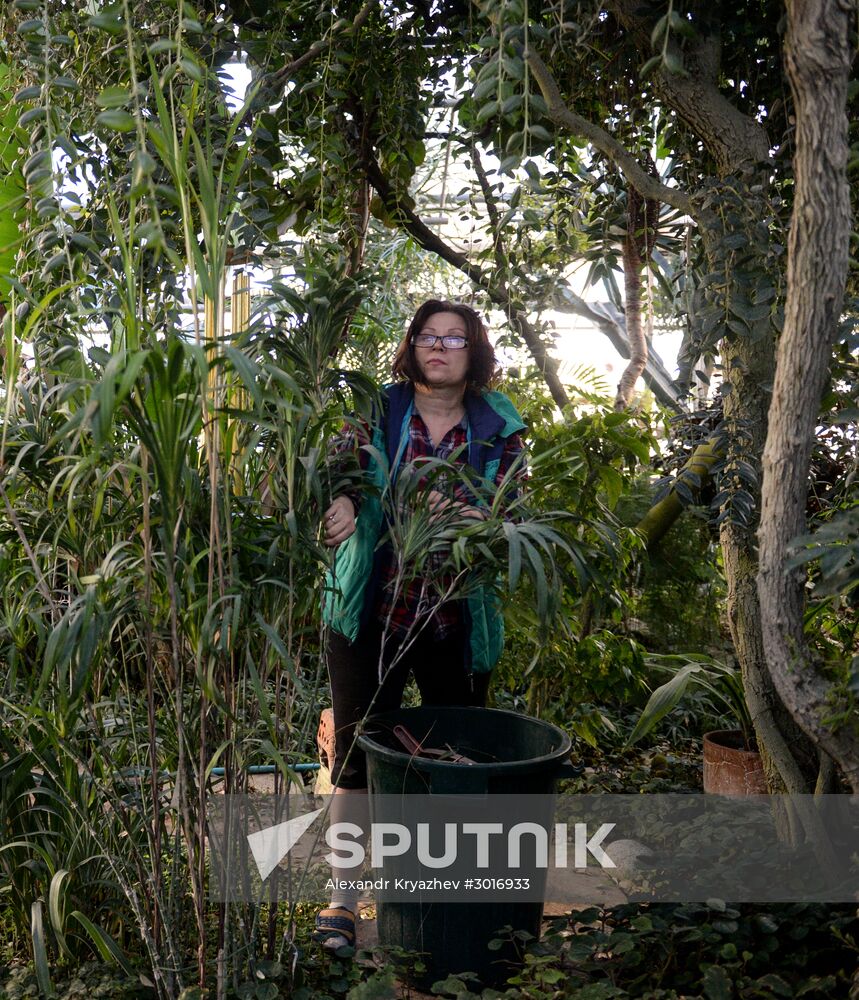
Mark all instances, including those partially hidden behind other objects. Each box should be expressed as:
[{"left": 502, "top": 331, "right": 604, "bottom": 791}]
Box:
[{"left": 322, "top": 383, "right": 525, "bottom": 673}]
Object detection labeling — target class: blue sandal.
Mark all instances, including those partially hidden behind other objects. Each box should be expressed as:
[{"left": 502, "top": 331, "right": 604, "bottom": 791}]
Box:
[{"left": 313, "top": 906, "right": 356, "bottom": 949}]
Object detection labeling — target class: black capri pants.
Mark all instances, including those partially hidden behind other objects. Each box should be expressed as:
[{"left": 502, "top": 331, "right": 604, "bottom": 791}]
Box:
[{"left": 325, "top": 619, "right": 491, "bottom": 789}]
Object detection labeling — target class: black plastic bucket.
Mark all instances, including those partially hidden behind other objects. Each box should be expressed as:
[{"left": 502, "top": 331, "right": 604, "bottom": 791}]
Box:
[{"left": 356, "top": 706, "right": 576, "bottom": 987}]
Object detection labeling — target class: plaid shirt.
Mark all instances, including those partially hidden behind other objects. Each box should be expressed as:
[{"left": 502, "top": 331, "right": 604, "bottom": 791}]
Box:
[{"left": 331, "top": 410, "right": 525, "bottom": 640}]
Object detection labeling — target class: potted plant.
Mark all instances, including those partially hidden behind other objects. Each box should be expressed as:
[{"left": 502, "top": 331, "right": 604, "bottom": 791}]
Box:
[{"left": 628, "top": 654, "right": 766, "bottom": 795}]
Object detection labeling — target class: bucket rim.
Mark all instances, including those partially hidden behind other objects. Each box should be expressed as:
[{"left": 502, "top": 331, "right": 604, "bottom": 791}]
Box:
[{"left": 356, "top": 705, "right": 572, "bottom": 773}]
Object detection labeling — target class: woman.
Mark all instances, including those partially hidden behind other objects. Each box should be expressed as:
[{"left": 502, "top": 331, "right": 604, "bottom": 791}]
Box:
[{"left": 313, "top": 300, "right": 526, "bottom": 948}]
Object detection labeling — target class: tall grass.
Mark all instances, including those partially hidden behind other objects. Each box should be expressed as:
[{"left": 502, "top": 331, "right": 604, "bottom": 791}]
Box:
[
  {"left": 0, "top": 5, "right": 611, "bottom": 995},
  {"left": 0, "top": 10, "right": 375, "bottom": 990}
]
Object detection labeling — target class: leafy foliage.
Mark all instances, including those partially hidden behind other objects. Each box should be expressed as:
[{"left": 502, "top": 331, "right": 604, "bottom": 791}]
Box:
[
  {"left": 627, "top": 654, "right": 752, "bottom": 748},
  {"left": 1, "top": 0, "right": 858, "bottom": 995}
]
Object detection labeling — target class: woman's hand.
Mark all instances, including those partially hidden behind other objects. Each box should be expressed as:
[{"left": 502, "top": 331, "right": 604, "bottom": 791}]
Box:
[
  {"left": 427, "top": 490, "right": 488, "bottom": 523},
  {"left": 323, "top": 496, "right": 357, "bottom": 547}
]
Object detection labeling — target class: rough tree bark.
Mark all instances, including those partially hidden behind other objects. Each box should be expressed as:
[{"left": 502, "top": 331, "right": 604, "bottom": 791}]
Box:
[
  {"left": 608, "top": 0, "right": 771, "bottom": 175},
  {"left": 616, "top": 173, "right": 659, "bottom": 410},
  {"left": 758, "top": 0, "right": 859, "bottom": 792},
  {"left": 617, "top": 232, "right": 646, "bottom": 409},
  {"left": 718, "top": 329, "right": 818, "bottom": 792},
  {"left": 527, "top": 35, "right": 821, "bottom": 792}
]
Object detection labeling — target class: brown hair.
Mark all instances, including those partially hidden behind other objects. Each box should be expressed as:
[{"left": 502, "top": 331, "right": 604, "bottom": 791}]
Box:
[{"left": 391, "top": 300, "right": 497, "bottom": 391}]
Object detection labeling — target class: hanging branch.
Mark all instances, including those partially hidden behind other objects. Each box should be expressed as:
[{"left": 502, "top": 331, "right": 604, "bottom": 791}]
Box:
[
  {"left": 525, "top": 46, "right": 695, "bottom": 217},
  {"left": 268, "top": 0, "right": 376, "bottom": 87},
  {"left": 230, "top": 0, "right": 377, "bottom": 136},
  {"left": 365, "top": 155, "right": 572, "bottom": 410},
  {"left": 616, "top": 157, "right": 661, "bottom": 409},
  {"left": 470, "top": 143, "right": 509, "bottom": 295}
]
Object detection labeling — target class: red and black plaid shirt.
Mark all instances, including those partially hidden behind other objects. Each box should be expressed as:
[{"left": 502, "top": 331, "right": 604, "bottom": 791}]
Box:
[{"left": 332, "top": 410, "right": 525, "bottom": 639}]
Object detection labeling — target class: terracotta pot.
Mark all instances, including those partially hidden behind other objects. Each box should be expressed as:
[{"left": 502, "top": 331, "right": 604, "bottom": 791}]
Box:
[{"left": 703, "top": 729, "right": 767, "bottom": 795}]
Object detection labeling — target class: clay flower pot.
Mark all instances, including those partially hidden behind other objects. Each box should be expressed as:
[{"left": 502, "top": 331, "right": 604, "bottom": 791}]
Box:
[{"left": 703, "top": 729, "right": 767, "bottom": 795}]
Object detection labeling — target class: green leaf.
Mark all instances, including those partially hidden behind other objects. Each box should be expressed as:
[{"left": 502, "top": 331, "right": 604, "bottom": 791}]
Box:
[
  {"left": 54, "top": 135, "right": 79, "bottom": 161},
  {"left": 501, "top": 93, "right": 522, "bottom": 114},
  {"left": 473, "top": 75, "right": 498, "bottom": 101},
  {"left": 179, "top": 56, "right": 205, "bottom": 83},
  {"left": 475, "top": 100, "right": 499, "bottom": 124},
  {"left": 671, "top": 16, "right": 696, "bottom": 38},
  {"left": 346, "top": 967, "right": 397, "bottom": 999},
  {"left": 96, "top": 110, "right": 136, "bottom": 132},
  {"left": 17, "top": 18, "right": 45, "bottom": 34},
  {"left": 148, "top": 39, "right": 178, "bottom": 54},
  {"left": 640, "top": 54, "right": 663, "bottom": 77},
  {"left": 754, "top": 973, "right": 791, "bottom": 996},
  {"left": 96, "top": 86, "right": 131, "bottom": 109},
  {"left": 48, "top": 869, "right": 74, "bottom": 960},
  {"left": 19, "top": 106, "right": 47, "bottom": 126},
  {"left": 627, "top": 661, "right": 707, "bottom": 745},
  {"left": 23, "top": 149, "right": 51, "bottom": 178},
  {"left": 70, "top": 910, "right": 136, "bottom": 978},
  {"left": 722, "top": 232, "right": 747, "bottom": 250},
  {"left": 87, "top": 5, "right": 125, "bottom": 33},
  {"left": 41, "top": 251, "right": 66, "bottom": 277},
  {"left": 31, "top": 901, "right": 55, "bottom": 998},
  {"left": 69, "top": 233, "right": 99, "bottom": 253},
  {"left": 599, "top": 466, "right": 624, "bottom": 509},
  {"left": 505, "top": 130, "right": 524, "bottom": 155},
  {"left": 540, "top": 968, "right": 565, "bottom": 984},
  {"left": 527, "top": 124, "right": 553, "bottom": 143},
  {"left": 504, "top": 520, "right": 522, "bottom": 591},
  {"left": 795, "top": 977, "right": 836, "bottom": 998},
  {"left": 663, "top": 50, "right": 685, "bottom": 75},
  {"left": 14, "top": 84, "right": 41, "bottom": 102},
  {"left": 650, "top": 14, "right": 668, "bottom": 50},
  {"left": 501, "top": 54, "right": 524, "bottom": 79},
  {"left": 702, "top": 965, "right": 733, "bottom": 1000}
]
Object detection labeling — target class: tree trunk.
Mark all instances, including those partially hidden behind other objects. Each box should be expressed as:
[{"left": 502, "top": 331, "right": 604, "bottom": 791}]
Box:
[
  {"left": 718, "top": 332, "right": 819, "bottom": 794},
  {"left": 616, "top": 234, "right": 646, "bottom": 409},
  {"left": 636, "top": 435, "right": 723, "bottom": 548},
  {"left": 616, "top": 168, "right": 659, "bottom": 410},
  {"left": 758, "top": 0, "right": 859, "bottom": 792}
]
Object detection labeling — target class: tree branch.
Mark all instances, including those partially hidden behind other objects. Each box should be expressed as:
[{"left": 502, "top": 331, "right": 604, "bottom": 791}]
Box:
[
  {"left": 270, "top": 0, "right": 376, "bottom": 86},
  {"left": 552, "top": 289, "right": 683, "bottom": 411},
  {"left": 607, "top": 0, "right": 771, "bottom": 174},
  {"left": 616, "top": 235, "right": 646, "bottom": 409},
  {"left": 524, "top": 46, "right": 695, "bottom": 217},
  {"left": 470, "top": 143, "right": 508, "bottom": 293},
  {"left": 365, "top": 156, "right": 571, "bottom": 410}
]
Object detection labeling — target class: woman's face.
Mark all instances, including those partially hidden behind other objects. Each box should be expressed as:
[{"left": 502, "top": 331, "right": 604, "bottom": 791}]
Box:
[{"left": 413, "top": 311, "right": 471, "bottom": 391}]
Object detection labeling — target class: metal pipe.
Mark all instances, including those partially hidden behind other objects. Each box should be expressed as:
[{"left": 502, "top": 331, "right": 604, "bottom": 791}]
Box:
[{"left": 209, "top": 763, "right": 319, "bottom": 776}]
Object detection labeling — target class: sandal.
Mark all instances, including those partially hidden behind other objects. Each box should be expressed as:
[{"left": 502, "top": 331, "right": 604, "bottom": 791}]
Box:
[{"left": 313, "top": 906, "right": 356, "bottom": 950}]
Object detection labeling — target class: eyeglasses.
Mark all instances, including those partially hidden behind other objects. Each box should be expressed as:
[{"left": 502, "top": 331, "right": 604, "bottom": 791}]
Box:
[{"left": 411, "top": 334, "right": 469, "bottom": 350}]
